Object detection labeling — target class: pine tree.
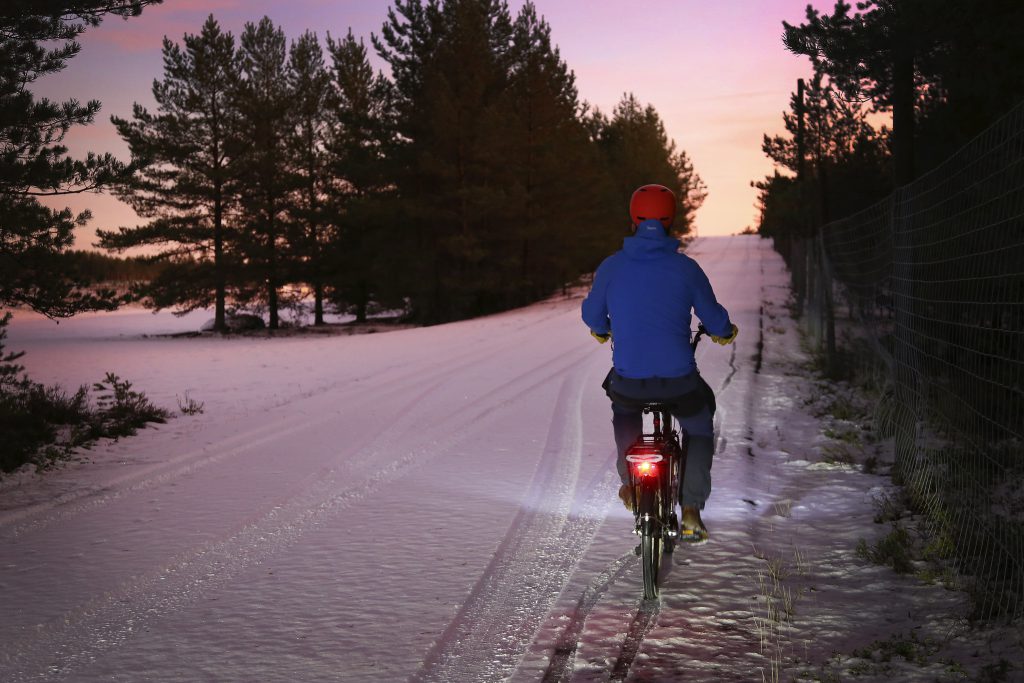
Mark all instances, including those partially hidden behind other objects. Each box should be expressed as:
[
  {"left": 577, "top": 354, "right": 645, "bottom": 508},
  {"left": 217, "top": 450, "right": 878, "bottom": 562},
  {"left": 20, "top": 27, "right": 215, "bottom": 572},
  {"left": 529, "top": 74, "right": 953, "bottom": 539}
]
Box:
[
  {"left": 503, "top": 2, "right": 615, "bottom": 302},
  {"left": 670, "top": 148, "right": 706, "bottom": 236},
  {"left": 325, "top": 30, "right": 396, "bottom": 323},
  {"left": 375, "top": 0, "right": 516, "bottom": 322},
  {"left": 101, "top": 15, "right": 240, "bottom": 331},
  {"left": 784, "top": 1, "right": 1024, "bottom": 183},
  {"left": 597, "top": 94, "right": 706, "bottom": 238},
  {"left": 782, "top": 1, "right": 935, "bottom": 185},
  {"left": 286, "top": 31, "right": 334, "bottom": 325},
  {"left": 761, "top": 71, "right": 889, "bottom": 228},
  {"left": 913, "top": 1, "right": 1024, "bottom": 167},
  {"left": 233, "top": 17, "right": 292, "bottom": 329},
  {"left": 1, "top": 1, "right": 159, "bottom": 318}
]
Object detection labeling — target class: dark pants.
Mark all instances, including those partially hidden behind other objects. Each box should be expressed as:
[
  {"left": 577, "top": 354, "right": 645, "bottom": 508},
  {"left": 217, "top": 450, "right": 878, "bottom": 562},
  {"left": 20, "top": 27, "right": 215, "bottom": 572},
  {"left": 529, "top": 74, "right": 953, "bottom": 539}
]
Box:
[{"left": 604, "top": 369, "right": 716, "bottom": 509}]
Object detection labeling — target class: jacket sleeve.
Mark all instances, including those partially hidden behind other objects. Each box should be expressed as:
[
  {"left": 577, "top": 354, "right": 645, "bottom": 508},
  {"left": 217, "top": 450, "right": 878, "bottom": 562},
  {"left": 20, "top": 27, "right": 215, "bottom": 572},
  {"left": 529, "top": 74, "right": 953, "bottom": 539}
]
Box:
[
  {"left": 581, "top": 257, "right": 614, "bottom": 334},
  {"left": 689, "top": 260, "right": 732, "bottom": 337}
]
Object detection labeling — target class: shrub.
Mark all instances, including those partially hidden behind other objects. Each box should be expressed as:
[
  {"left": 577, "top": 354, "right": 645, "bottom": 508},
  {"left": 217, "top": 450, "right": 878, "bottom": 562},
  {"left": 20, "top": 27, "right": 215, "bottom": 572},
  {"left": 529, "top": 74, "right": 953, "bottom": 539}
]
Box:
[
  {"left": 177, "top": 392, "right": 204, "bottom": 415},
  {"left": 0, "top": 316, "right": 171, "bottom": 474},
  {"left": 856, "top": 525, "right": 915, "bottom": 574},
  {"left": 92, "top": 373, "right": 169, "bottom": 437}
]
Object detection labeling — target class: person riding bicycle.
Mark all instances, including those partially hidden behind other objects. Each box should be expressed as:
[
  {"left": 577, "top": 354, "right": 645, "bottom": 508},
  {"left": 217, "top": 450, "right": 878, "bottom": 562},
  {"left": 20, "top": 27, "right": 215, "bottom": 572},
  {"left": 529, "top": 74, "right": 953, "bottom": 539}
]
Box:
[{"left": 581, "top": 183, "right": 737, "bottom": 542}]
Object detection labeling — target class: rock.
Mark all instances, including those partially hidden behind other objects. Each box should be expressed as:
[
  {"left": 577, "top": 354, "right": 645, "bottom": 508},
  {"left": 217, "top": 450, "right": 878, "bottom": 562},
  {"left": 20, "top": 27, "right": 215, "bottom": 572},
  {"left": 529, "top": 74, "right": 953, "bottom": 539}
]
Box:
[{"left": 199, "top": 314, "right": 266, "bottom": 332}]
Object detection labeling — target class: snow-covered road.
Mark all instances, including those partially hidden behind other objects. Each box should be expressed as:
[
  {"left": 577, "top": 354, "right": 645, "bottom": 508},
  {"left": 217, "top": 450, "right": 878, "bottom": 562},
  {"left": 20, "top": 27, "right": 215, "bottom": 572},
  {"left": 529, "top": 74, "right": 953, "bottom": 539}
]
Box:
[{"left": 3, "top": 236, "right": 1003, "bottom": 682}]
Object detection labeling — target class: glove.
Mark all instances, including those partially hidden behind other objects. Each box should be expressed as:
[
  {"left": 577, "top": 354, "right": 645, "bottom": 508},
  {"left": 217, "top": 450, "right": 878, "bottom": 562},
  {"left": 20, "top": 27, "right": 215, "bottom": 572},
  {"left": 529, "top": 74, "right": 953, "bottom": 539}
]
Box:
[
  {"left": 710, "top": 323, "right": 738, "bottom": 345},
  {"left": 590, "top": 330, "right": 611, "bottom": 344}
]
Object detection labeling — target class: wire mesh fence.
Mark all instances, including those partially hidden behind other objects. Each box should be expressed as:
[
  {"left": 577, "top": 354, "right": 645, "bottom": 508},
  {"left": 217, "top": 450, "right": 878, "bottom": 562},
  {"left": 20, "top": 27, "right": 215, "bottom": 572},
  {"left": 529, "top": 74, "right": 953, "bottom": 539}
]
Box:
[{"left": 777, "top": 102, "right": 1024, "bottom": 621}]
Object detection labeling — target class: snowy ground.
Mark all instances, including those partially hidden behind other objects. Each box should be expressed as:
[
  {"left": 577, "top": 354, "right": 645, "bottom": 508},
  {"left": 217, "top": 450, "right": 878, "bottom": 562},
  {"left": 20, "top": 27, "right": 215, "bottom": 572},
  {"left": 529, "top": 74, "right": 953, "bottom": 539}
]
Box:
[{"left": 1, "top": 236, "right": 1020, "bottom": 682}]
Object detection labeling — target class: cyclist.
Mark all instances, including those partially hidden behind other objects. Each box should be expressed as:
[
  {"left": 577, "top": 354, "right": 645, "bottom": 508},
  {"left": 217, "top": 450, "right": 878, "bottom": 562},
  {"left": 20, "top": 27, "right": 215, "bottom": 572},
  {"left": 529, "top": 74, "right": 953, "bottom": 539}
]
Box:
[{"left": 582, "top": 184, "right": 737, "bottom": 542}]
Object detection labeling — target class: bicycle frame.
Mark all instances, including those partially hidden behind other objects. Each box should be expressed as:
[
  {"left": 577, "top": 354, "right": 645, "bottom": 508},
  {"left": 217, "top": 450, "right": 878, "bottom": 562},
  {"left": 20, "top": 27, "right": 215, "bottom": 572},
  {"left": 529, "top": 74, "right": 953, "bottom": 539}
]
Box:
[
  {"left": 626, "top": 405, "right": 684, "bottom": 600},
  {"left": 626, "top": 408, "right": 683, "bottom": 541},
  {"left": 624, "top": 325, "right": 706, "bottom": 600}
]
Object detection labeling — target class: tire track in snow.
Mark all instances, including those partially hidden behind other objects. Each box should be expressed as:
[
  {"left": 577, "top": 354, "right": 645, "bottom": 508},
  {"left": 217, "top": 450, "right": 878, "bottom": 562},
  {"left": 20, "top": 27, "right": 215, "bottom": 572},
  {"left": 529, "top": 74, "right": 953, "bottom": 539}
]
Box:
[
  {"left": 0, "top": 344, "right": 597, "bottom": 682},
  {"left": 0, "top": 371, "right": 447, "bottom": 674},
  {"left": 0, "top": 309, "right": 579, "bottom": 540},
  {"left": 3, "top": 346, "right": 588, "bottom": 679},
  {"left": 609, "top": 600, "right": 661, "bottom": 682},
  {"left": 0, "top": 358, "right": 453, "bottom": 536},
  {"left": 712, "top": 233, "right": 751, "bottom": 396},
  {"left": 412, "top": 357, "right": 617, "bottom": 683},
  {"left": 709, "top": 235, "right": 755, "bottom": 454},
  {"left": 540, "top": 552, "right": 636, "bottom": 683}
]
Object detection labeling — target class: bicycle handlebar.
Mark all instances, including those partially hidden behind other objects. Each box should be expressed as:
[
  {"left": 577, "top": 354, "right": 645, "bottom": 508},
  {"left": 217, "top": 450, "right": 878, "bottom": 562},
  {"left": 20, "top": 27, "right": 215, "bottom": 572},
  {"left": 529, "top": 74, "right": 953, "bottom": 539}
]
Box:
[
  {"left": 595, "top": 323, "right": 707, "bottom": 351},
  {"left": 690, "top": 324, "right": 707, "bottom": 352}
]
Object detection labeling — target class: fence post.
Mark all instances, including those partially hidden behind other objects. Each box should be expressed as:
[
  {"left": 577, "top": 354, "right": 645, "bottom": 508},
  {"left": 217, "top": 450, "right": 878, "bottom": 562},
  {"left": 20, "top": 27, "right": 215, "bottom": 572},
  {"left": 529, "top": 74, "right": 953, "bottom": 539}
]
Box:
[
  {"left": 804, "top": 238, "right": 814, "bottom": 327},
  {"left": 818, "top": 234, "right": 837, "bottom": 375},
  {"left": 889, "top": 187, "right": 918, "bottom": 484}
]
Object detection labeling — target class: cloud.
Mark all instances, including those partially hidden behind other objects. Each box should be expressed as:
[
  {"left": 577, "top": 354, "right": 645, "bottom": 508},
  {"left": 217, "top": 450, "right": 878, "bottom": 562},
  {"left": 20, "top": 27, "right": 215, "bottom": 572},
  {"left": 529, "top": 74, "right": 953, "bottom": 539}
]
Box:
[
  {"left": 685, "top": 90, "right": 780, "bottom": 104},
  {"left": 86, "top": 1, "right": 242, "bottom": 53},
  {"left": 160, "top": 0, "right": 241, "bottom": 10}
]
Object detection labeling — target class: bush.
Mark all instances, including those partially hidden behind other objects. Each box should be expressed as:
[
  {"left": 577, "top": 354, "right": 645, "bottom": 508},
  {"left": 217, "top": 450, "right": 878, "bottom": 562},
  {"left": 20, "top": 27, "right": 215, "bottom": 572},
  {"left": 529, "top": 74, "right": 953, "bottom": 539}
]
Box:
[
  {"left": 92, "top": 373, "right": 168, "bottom": 437},
  {"left": 0, "top": 315, "right": 170, "bottom": 474},
  {"left": 177, "top": 392, "right": 204, "bottom": 415},
  {"left": 856, "top": 525, "right": 915, "bottom": 574},
  {"left": 1, "top": 390, "right": 56, "bottom": 472}
]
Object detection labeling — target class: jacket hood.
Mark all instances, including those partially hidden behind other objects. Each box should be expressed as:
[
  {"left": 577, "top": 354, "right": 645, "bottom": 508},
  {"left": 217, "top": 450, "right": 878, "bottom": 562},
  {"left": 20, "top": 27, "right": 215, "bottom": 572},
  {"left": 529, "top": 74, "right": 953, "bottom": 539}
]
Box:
[{"left": 623, "top": 220, "right": 680, "bottom": 260}]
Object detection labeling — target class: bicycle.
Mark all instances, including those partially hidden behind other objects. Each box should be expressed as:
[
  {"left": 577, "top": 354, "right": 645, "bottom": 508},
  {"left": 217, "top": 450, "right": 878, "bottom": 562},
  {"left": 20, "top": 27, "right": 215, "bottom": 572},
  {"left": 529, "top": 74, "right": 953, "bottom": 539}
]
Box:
[{"left": 624, "top": 324, "right": 707, "bottom": 600}]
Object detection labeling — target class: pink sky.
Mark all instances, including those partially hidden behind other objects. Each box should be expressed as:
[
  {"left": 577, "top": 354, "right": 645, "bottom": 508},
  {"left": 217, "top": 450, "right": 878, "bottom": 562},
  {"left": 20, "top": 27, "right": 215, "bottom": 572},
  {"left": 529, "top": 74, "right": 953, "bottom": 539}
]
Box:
[{"left": 37, "top": 0, "right": 839, "bottom": 246}]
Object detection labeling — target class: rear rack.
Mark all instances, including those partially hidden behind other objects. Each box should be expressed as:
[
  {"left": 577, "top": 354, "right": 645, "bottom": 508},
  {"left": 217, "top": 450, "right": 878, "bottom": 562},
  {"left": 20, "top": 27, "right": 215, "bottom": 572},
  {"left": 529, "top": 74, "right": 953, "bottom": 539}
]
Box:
[{"left": 625, "top": 440, "right": 666, "bottom": 463}]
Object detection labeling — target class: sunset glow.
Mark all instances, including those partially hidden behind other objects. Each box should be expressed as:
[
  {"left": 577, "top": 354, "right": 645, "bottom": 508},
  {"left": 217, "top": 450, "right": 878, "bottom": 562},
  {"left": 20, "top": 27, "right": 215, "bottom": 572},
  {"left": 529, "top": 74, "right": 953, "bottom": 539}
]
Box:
[{"left": 36, "top": 0, "right": 838, "bottom": 246}]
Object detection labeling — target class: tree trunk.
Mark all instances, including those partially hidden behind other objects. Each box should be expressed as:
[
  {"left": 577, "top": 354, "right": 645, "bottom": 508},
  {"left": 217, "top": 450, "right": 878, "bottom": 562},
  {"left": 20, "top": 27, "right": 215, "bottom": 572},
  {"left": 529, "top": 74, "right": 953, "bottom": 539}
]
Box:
[
  {"left": 796, "top": 78, "right": 809, "bottom": 239},
  {"left": 892, "top": 44, "right": 915, "bottom": 186},
  {"left": 314, "top": 281, "right": 324, "bottom": 325},
  {"left": 795, "top": 79, "right": 806, "bottom": 182},
  {"left": 521, "top": 237, "right": 529, "bottom": 295},
  {"left": 268, "top": 273, "right": 279, "bottom": 329},
  {"left": 432, "top": 255, "right": 442, "bottom": 325},
  {"left": 353, "top": 280, "right": 367, "bottom": 323},
  {"left": 268, "top": 211, "right": 279, "bottom": 330},
  {"left": 213, "top": 190, "right": 227, "bottom": 333},
  {"left": 818, "top": 157, "right": 830, "bottom": 225},
  {"left": 308, "top": 159, "right": 322, "bottom": 326}
]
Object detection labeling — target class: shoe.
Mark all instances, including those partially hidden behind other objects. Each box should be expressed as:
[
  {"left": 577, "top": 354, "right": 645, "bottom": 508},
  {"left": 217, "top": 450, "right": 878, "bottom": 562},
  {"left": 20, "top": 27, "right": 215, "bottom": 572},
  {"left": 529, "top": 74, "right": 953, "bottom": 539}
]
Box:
[
  {"left": 680, "top": 505, "right": 709, "bottom": 543},
  {"left": 618, "top": 483, "right": 635, "bottom": 511}
]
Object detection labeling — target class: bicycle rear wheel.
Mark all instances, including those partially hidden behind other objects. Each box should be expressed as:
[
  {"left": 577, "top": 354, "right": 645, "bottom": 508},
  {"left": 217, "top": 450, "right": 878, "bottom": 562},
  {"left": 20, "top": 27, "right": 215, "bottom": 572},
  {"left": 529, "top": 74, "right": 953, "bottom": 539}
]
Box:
[
  {"left": 637, "top": 484, "right": 662, "bottom": 600},
  {"left": 640, "top": 532, "right": 661, "bottom": 600}
]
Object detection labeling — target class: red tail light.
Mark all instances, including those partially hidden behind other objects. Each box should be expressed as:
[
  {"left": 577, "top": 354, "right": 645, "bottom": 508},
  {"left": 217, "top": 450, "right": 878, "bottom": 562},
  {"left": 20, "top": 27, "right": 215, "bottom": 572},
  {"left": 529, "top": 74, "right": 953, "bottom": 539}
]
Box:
[
  {"left": 626, "top": 446, "right": 663, "bottom": 478},
  {"left": 632, "top": 460, "right": 658, "bottom": 477}
]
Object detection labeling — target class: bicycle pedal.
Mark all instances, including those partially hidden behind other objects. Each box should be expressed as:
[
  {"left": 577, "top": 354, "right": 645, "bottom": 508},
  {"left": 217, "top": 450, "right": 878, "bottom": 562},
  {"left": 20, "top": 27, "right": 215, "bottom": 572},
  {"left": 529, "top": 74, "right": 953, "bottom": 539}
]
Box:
[{"left": 678, "top": 528, "right": 709, "bottom": 544}]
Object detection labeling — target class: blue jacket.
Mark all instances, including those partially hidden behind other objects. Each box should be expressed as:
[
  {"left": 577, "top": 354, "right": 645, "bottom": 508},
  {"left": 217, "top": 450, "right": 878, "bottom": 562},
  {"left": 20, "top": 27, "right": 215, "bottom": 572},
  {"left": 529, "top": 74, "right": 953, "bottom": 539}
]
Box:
[{"left": 581, "top": 220, "right": 732, "bottom": 379}]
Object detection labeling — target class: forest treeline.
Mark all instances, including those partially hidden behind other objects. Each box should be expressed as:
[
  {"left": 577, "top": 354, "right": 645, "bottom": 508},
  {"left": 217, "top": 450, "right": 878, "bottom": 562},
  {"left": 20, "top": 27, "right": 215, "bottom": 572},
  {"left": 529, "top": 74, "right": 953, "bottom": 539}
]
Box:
[
  {"left": 755, "top": 0, "right": 1024, "bottom": 239},
  {"left": 99, "top": 1, "right": 705, "bottom": 329},
  {"left": 2, "top": 0, "right": 705, "bottom": 333},
  {"left": 51, "top": 251, "right": 165, "bottom": 283}
]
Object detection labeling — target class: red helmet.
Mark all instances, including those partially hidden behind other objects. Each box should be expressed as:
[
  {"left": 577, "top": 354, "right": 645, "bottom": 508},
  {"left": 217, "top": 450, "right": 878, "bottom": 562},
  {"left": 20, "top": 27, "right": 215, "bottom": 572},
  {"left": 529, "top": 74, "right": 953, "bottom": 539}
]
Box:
[{"left": 629, "top": 184, "right": 676, "bottom": 229}]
